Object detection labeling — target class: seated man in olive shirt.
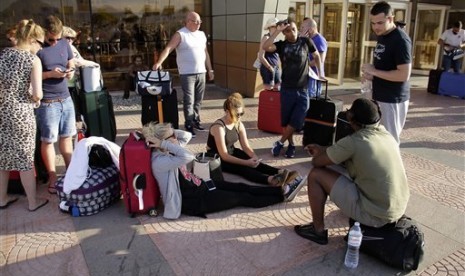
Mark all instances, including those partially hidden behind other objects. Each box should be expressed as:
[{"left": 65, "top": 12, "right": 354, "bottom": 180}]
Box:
[{"left": 295, "top": 98, "right": 410, "bottom": 245}]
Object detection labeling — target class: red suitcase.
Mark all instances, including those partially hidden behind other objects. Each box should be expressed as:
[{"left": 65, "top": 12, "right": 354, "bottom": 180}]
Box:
[
  {"left": 257, "top": 90, "right": 283, "bottom": 134},
  {"left": 119, "top": 131, "right": 160, "bottom": 217}
]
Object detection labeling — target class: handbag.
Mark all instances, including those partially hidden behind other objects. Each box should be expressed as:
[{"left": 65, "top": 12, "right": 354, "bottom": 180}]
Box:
[
  {"left": 193, "top": 152, "right": 224, "bottom": 182},
  {"left": 253, "top": 57, "right": 261, "bottom": 69},
  {"left": 79, "top": 65, "right": 103, "bottom": 92},
  {"left": 88, "top": 144, "right": 113, "bottom": 168},
  {"left": 136, "top": 70, "right": 172, "bottom": 96}
]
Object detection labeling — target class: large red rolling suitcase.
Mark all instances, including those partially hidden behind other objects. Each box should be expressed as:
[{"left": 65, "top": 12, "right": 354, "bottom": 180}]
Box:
[
  {"left": 303, "top": 80, "right": 343, "bottom": 146},
  {"left": 257, "top": 90, "right": 283, "bottom": 134},
  {"left": 119, "top": 131, "right": 160, "bottom": 217}
]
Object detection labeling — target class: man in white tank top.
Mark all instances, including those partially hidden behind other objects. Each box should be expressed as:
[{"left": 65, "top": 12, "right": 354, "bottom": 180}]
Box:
[{"left": 153, "top": 11, "right": 214, "bottom": 137}]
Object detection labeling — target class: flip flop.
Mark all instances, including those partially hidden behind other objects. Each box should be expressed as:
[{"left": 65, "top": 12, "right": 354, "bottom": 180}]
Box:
[
  {"left": 0, "top": 198, "right": 19, "bottom": 209},
  {"left": 29, "top": 199, "right": 49, "bottom": 212},
  {"left": 48, "top": 186, "right": 57, "bottom": 195}
]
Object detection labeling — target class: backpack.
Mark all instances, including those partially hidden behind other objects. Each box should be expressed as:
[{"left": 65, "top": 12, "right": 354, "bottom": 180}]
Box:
[{"left": 348, "top": 215, "right": 425, "bottom": 272}]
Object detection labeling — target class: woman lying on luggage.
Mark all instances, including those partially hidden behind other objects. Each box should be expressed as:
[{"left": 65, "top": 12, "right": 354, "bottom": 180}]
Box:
[
  {"left": 141, "top": 122, "right": 305, "bottom": 219},
  {"left": 207, "top": 93, "right": 306, "bottom": 188}
]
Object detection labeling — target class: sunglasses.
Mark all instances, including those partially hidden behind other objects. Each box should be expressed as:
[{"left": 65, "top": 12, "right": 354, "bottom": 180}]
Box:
[
  {"left": 237, "top": 112, "right": 245, "bottom": 117},
  {"left": 48, "top": 37, "right": 62, "bottom": 43},
  {"left": 189, "top": 19, "right": 202, "bottom": 24},
  {"left": 65, "top": 37, "right": 75, "bottom": 40},
  {"left": 35, "top": 40, "right": 45, "bottom": 47}
]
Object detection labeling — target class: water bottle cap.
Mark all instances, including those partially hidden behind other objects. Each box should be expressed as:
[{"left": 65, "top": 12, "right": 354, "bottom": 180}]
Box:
[{"left": 354, "top": 222, "right": 360, "bottom": 226}]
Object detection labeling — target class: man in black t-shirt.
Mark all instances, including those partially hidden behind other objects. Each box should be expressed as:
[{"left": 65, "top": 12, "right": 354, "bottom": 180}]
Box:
[
  {"left": 362, "top": 1, "right": 412, "bottom": 144},
  {"left": 263, "top": 19, "right": 322, "bottom": 158}
]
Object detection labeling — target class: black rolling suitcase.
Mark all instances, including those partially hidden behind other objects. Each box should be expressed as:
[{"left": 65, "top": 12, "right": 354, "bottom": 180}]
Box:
[
  {"left": 141, "top": 88, "right": 179, "bottom": 128},
  {"left": 335, "top": 111, "right": 354, "bottom": 142},
  {"left": 302, "top": 80, "right": 343, "bottom": 147},
  {"left": 427, "top": 69, "right": 443, "bottom": 94},
  {"left": 80, "top": 90, "right": 117, "bottom": 142}
]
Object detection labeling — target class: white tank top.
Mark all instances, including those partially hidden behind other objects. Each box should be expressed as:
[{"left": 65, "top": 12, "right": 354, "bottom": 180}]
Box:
[{"left": 176, "top": 27, "right": 207, "bottom": 75}]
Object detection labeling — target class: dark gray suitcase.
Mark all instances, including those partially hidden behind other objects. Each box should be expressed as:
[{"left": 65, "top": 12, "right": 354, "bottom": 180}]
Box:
[
  {"left": 303, "top": 80, "right": 343, "bottom": 146},
  {"left": 335, "top": 111, "right": 354, "bottom": 142},
  {"left": 80, "top": 90, "right": 117, "bottom": 142},
  {"left": 141, "top": 88, "right": 179, "bottom": 128}
]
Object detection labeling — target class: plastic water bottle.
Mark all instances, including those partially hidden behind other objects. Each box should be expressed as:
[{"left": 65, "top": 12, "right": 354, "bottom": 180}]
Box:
[
  {"left": 344, "top": 222, "right": 363, "bottom": 269},
  {"left": 360, "top": 80, "right": 372, "bottom": 94}
]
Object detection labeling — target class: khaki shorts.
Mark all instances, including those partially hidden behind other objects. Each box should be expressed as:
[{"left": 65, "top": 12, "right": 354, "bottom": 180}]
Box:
[{"left": 330, "top": 175, "right": 391, "bottom": 227}]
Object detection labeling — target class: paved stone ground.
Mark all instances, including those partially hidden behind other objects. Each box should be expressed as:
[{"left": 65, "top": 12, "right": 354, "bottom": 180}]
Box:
[{"left": 0, "top": 77, "right": 464, "bottom": 276}]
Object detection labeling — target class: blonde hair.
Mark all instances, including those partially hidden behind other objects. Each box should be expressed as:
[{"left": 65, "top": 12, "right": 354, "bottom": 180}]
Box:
[
  {"left": 142, "top": 122, "right": 173, "bottom": 141},
  {"left": 15, "top": 19, "right": 44, "bottom": 45},
  {"left": 62, "top": 26, "right": 77, "bottom": 38},
  {"left": 223, "top": 92, "right": 244, "bottom": 124}
]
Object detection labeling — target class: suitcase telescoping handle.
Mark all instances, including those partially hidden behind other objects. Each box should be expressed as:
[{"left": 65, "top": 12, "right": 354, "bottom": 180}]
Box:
[{"left": 316, "top": 78, "right": 329, "bottom": 100}]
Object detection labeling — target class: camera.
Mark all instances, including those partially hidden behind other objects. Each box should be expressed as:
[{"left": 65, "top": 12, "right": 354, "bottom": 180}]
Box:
[{"left": 277, "top": 19, "right": 289, "bottom": 26}]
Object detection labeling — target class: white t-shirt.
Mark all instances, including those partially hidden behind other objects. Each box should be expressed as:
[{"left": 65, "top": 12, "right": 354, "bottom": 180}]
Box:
[
  {"left": 176, "top": 27, "right": 207, "bottom": 75},
  {"left": 440, "top": 28, "right": 465, "bottom": 52}
]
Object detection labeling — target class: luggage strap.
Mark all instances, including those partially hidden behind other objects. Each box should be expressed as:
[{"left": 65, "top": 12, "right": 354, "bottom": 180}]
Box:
[{"left": 304, "top": 118, "right": 336, "bottom": 127}]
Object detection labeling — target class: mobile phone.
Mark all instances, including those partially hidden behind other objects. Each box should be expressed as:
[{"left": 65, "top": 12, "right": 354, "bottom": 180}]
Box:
[{"left": 204, "top": 179, "right": 216, "bottom": 191}]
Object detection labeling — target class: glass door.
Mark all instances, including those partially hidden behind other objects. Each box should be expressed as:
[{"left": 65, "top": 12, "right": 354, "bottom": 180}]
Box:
[
  {"left": 321, "top": 1, "right": 347, "bottom": 85},
  {"left": 412, "top": 5, "right": 446, "bottom": 73}
]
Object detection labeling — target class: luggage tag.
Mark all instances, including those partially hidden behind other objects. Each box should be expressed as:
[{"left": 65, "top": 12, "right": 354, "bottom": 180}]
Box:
[{"left": 133, "top": 174, "right": 146, "bottom": 210}]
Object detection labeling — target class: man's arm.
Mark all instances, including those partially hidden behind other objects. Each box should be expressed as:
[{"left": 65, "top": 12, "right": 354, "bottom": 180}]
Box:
[
  {"left": 362, "top": 63, "right": 411, "bottom": 82},
  {"left": 205, "top": 47, "right": 214, "bottom": 80},
  {"left": 153, "top": 32, "right": 181, "bottom": 70},
  {"left": 305, "top": 144, "right": 335, "bottom": 167}
]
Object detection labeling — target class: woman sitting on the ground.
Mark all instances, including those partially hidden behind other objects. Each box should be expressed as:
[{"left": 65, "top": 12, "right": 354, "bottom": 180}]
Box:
[
  {"left": 141, "top": 122, "right": 305, "bottom": 219},
  {"left": 207, "top": 93, "right": 304, "bottom": 187}
]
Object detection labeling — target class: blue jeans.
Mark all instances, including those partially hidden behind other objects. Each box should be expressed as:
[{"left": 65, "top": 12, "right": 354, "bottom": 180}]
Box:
[
  {"left": 180, "top": 73, "right": 206, "bottom": 127},
  {"left": 36, "top": 96, "right": 76, "bottom": 143},
  {"left": 442, "top": 54, "right": 462, "bottom": 73}
]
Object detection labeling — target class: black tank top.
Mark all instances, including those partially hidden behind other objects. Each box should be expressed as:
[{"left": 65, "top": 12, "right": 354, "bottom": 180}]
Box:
[{"left": 207, "top": 119, "right": 239, "bottom": 155}]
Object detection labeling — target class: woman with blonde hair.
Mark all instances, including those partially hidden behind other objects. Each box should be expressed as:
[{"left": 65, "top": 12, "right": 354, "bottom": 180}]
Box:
[
  {"left": 0, "top": 19, "right": 49, "bottom": 211},
  {"left": 62, "top": 26, "right": 98, "bottom": 126},
  {"left": 207, "top": 93, "right": 306, "bottom": 199},
  {"left": 142, "top": 122, "right": 286, "bottom": 219}
]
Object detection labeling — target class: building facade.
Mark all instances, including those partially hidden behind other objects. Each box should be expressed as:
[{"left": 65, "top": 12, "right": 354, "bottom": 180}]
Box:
[{"left": 0, "top": 0, "right": 462, "bottom": 97}]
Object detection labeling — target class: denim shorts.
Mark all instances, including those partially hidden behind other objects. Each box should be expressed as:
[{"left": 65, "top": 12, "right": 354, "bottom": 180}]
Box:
[
  {"left": 36, "top": 96, "right": 76, "bottom": 143},
  {"left": 280, "top": 88, "right": 309, "bottom": 129},
  {"left": 260, "top": 65, "right": 281, "bottom": 85}
]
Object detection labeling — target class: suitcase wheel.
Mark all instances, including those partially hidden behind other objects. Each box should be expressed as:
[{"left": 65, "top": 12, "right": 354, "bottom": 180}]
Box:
[{"left": 148, "top": 208, "right": 158, "bottom": 217}]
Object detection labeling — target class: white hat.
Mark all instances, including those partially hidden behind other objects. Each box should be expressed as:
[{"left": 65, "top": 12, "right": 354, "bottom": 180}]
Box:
[{"left": 264, "top": 18, "right": 279, "bottom": 30}]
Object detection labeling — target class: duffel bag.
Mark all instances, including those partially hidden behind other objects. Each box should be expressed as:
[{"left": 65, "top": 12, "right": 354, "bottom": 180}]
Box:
[
  {"left": 348, "top": 215, "right": 425, "bottom": 272},
  {"left": 55, "top": 164, "right": 121, "bottom": 216}
]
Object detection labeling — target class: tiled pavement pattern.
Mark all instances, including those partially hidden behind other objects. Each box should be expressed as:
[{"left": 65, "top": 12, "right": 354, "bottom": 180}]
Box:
[{"left": 0, "top": 77, "right": 464, "bottom": 276}]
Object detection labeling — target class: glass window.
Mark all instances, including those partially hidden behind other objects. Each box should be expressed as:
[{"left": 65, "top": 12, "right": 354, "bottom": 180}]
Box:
[{"left": 0, "top": 0, "right": 211, "bottom": 73}]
